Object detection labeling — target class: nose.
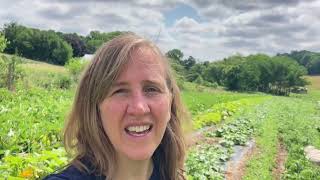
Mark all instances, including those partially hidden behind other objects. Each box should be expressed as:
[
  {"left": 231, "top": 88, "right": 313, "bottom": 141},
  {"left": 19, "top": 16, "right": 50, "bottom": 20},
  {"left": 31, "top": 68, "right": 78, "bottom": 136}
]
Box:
[{"left": 127, "top": 92, "right": 150, "bottom": 116}]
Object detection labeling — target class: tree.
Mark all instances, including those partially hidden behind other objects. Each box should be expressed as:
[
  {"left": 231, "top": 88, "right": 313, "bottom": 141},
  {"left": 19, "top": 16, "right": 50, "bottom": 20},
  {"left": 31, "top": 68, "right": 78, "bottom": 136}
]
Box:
[
  {"left": 62, "top": 33, "right": 86, "bottom": 57},
  {"left": 210, "top": 53, "right": 307, "bottom": 95},
  {"left": 0, "top": 50, "right": 24, "bottom": 91},
  {"left": 246, "top": 54, "right": 272, "bottom": 92},
  {"left": 166, "top": 49, "right": 184, "bottom": 63},
  {"left": 238, "top": 62, "right": 261, "bottom": 91},
  {"left": 0, "top": 33, "right": 7, "bottom": 52},
  {"left": 85, "top": 31, "right": 123, "bottom": 53},
  {"left": 220, "top": 55, "right": 245, "bottom": 90},
  {"left": 2, "top": 23, "right": 73, "bottom": 65},
  {"left": 266, "top": 56, "right": 307, "bottom": 95},
  {"left": 2, "top": 22, "right": 20, "bottom": 54},
  {"left": 51, "top": 40, "right": 73, "bottom": 65},
  {"left": 203, "top": 63, "right": 224, "bottom": 85},
  {"left": 187, "top": 63, "right": 206, "bottom": 82},
  {"left": 278, "top": 50, "right": 320, "bottom": 75},
  {"left": 182, "top": 56, "right": 196, "bottom": 70}
]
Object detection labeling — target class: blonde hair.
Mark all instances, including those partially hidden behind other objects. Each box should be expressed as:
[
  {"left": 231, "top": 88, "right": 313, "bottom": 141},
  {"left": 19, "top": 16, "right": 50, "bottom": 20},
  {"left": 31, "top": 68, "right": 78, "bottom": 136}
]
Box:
[{"left": 64, "top": 33, "right": 186, "bottom": 179}]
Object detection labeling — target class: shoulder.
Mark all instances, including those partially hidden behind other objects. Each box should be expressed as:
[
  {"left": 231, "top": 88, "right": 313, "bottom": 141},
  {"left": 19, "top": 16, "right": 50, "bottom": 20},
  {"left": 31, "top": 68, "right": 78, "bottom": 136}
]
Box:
[{"left": 43, "top": 165, "right": 105, "bottom": 180}]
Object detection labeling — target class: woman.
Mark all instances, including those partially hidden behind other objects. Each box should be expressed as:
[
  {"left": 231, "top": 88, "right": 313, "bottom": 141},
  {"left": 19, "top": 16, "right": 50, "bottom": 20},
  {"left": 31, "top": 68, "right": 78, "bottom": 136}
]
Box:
[{"left": 44, "top": 33, "right": 186, "bottom": 180}]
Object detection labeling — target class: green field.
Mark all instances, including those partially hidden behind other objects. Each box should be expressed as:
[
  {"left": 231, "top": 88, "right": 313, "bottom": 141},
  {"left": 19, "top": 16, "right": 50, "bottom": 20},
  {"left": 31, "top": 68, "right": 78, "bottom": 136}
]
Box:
[{"left": 0, "top": 60, "right": 320, "bottom": 179}]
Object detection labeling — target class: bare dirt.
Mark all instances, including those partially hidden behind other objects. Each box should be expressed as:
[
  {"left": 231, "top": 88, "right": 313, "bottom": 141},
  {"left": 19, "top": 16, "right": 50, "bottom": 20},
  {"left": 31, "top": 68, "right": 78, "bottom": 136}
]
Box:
[
  {"left": 272, "top": 140, "right": 288, "bottom": 180},
  {"left": 225, "top": 140, "right": 256, "bottom": 180},
  {"left": 185, "top": 126, "right": 217, "bottom": 148}
]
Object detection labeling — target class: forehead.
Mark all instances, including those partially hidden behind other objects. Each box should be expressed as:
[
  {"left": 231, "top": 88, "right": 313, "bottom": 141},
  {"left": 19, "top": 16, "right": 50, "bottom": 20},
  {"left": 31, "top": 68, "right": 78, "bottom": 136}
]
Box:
[
  {"left": 112, "top": 47, "right": 166, "bottom": 84},
  {"left": 125, "top": 47, "right": 165, "bottom": 73},
  {"left": 130, "top": 47, "right": 162, "bottom": 65}
]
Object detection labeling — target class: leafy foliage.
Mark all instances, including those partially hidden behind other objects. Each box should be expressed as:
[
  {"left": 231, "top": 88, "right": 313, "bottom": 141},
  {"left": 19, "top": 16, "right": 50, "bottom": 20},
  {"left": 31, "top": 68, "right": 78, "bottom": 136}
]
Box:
[
  {"left": 65, "top": 57, "right": 89, "bottom": 82},
  {"left": 85, "top": 31, "right": 123, "bottom": 54},
  {"left": 3, "top": 23, "right": 73, "bottom": 65},
  {"left": 165, "top": 48, "right": 308, "bottom": 95},
  {"left": 278, "top": 50, "right": 320, "bottom": 75},
  {"left": 182, "top": 91, "right": 260, "bottom": 115},
  {"left": 2, "top": 22, "right": 125, "bottom": 65},
  {"left": 186, "top": 96, "right": 270, "bottom": 179},
  {"left": 0, "top": 54, "right": 24, "bottom": 90},
  {"left": 186, "top": 145, "right": 227, "bottom": 180},
  {"left": 213, "top": 118, "right": 254, "bottom": 146},
  {"left": 0, "top": 148, "right": 67, "bottom": 179},
  {"left": 61, "top": 33, "right": 87, "bottom": 57},
  {"left": 0, "top": 33, "right": 7, "bottom": 52},
  {"left": 0, "top": 88, "right": 72, "bottom": 179},
  {"left": 193, "top": 97, "right": 266, "bottom": 129}
]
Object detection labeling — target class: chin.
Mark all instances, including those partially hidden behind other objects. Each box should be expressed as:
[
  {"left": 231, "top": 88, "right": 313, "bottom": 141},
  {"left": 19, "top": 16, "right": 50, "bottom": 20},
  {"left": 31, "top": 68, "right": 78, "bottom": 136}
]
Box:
[{"left": 124, "top": 148, "right": 156, "bottom": 161}]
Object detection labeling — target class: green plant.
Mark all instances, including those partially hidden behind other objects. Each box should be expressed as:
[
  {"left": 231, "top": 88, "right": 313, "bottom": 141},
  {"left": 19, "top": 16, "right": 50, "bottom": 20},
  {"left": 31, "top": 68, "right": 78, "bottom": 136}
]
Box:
[
  {"left": 0, "top": 54, "right": 24, "bottom": 90},
  {"left": 65, "top": 57, "right": 88, "bottom": 82},
  {"left": 0, "top": 148, "right": 68, "bottom": 179},
  {"left": 186, "top": 145, "right": 228, "bottom": 180},
  {"left": 0, "top": 33, "right": 7, "bottom": 53}
]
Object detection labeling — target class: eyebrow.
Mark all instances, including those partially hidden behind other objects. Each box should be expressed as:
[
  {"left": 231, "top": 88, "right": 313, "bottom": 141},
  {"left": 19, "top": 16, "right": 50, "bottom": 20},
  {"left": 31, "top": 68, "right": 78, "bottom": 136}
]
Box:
[
  {"left": 111, "top": 82, "right": 128, "bottom": 87},
  {"left": 143, "top": 80, "right": 164, "bottom": 87},
  {"left": 111, "top": 79, "right": 164, "bottom": 88}
]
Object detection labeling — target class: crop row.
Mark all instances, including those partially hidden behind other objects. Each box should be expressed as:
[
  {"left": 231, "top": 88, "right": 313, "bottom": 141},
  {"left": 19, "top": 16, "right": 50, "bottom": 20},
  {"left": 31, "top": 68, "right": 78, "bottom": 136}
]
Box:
[
  {"left": 243, "top": 96, "right": 320, "bottom": 179},
  {"left": 192, "top": 96, "right": 269, "bottom": 129},
  {"left": 182, "top": 91, "right": 265, "bottom": 115},
  {"left": 185, "top": 99, "right": 270, "bottom": 179}
]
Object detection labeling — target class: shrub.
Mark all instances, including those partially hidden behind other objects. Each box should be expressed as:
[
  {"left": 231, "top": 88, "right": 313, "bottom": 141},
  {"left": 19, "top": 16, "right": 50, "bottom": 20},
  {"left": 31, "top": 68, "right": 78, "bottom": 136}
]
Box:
[
  {"left": 0, "top": 54, "right": 24, "bottom": 90},
  {"left": 65, "top": 57, "right": 88, "bottom": 82},
  {"left": 54, "top": 74, "right": 72, "bottom": 89},
  {"left": 0, "top": 33, "right": 7, "bottom": 52}
]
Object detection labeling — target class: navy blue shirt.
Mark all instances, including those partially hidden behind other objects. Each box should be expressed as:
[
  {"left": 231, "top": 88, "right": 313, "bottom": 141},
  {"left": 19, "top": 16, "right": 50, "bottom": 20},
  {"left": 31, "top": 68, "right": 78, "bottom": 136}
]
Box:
[{"left": 43, "top": 161, "right": 160, "bottom": 180}]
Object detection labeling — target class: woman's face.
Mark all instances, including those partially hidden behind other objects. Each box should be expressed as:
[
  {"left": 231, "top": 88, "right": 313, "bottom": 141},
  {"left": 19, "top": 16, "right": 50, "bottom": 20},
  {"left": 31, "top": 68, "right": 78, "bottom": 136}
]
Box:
[{"left": 99, "top": 47, "right": 172, "bottom": 161}]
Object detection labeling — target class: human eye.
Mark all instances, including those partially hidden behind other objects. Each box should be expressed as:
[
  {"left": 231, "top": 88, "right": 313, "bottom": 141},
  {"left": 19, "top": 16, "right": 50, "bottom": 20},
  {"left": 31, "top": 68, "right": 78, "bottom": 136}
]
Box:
[
  {"left": 144, "top": 85, "right": 160, "bottom": 95},
  {"left": 112, "top": 88, "right": 128, "bottom": 96}
]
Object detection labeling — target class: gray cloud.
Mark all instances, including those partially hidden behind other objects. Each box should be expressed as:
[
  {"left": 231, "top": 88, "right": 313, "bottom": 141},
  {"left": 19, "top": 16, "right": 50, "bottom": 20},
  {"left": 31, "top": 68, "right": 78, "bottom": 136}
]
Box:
[
  {"left": 223, "top": 38, "right": 260, "bottom": 48},
  {"left": 52, "top": 0, "right": 180, "bottom": 11},
  {"left": 38, "top": 5, "right": 88, "bottom": 20},
  {"left": 94, "top": 13, "right": 130, "bottom": 26},
  {"left": 0, "top": 0, "right": 320, "bottom": 61},
  {"left": 189, "top": 0, "right": 304, "bottom": 11}
]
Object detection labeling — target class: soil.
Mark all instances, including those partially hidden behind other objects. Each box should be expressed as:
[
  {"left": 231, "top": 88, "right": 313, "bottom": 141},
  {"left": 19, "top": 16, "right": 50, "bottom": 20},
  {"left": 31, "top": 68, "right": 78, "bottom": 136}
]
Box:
[
  {"left": 185, "top": 126, "right": 217, "bottom": 148},
  {"left": 225, "top": 140, "right": 256, "bottom": 180},
  {"left": 272, "top": 140, "right": 288, "bottom": 180}
]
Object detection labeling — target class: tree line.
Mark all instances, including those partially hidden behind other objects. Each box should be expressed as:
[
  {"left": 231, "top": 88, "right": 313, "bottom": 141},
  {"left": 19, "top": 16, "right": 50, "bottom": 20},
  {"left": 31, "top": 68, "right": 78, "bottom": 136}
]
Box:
[
  {"left": 277, "top": 50, "right": 320, "bottom": 75},
  {"left": 1, "top": 22, "right": 123, "bottom": 65},
  {"left": 0, "top": 23, "right": 317, "bottom": 95},
  {"left": 166, "top": 49, "right": 308, "bottom": 96}
]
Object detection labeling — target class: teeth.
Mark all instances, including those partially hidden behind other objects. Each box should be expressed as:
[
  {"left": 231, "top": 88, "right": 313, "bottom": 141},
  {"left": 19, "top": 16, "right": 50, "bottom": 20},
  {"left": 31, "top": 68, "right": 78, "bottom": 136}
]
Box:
[{"left": 127, "top": 125, "right": 150, "bottom": 133}]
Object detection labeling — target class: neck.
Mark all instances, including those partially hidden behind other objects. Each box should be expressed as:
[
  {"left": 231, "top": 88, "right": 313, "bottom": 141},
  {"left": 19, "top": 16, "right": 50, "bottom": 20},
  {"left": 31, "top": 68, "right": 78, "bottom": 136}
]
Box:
[{"left": 112, "top": 154, "right": 153, "bottom": 180}]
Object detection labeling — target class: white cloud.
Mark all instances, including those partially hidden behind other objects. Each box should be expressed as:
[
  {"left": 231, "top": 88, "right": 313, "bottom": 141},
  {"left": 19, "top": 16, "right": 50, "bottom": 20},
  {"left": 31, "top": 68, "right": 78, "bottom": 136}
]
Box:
[{"left": 0, "top": 0, "right": 319, "bottom": 61}]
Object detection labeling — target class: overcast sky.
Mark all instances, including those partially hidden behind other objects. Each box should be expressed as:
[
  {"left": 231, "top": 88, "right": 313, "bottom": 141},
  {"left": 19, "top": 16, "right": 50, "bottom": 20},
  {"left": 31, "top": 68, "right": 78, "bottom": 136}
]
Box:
[{"left": 0, "top": 0, "right": 319, "bottom": 61}]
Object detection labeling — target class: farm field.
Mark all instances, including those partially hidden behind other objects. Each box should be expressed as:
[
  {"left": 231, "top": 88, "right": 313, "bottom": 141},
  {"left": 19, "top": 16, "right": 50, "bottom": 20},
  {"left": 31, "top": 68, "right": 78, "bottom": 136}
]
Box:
[{"left": 0, "top": 61, "right": 320, "bottom": 179}]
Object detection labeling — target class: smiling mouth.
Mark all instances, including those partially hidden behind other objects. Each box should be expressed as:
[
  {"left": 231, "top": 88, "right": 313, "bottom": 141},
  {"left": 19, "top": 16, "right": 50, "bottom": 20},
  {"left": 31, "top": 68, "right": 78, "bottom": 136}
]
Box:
[{"left": 125, "top": 125, "right": 153, "bottom": 136}]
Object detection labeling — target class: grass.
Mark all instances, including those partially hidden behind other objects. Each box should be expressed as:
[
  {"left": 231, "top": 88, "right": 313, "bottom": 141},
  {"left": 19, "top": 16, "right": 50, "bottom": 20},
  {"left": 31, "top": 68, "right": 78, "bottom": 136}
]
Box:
[
  {"left": 21, "top": 62, "right": 67, "bottom": 75},
  {"left": 21, "top": 63, "right": 69, "bottom": 89},
  {"left": 1, "top": 53, "right": 69, "bottom": 88},
  {"left": 305, "top": 75, "right": 320, "bottom": 90}
]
